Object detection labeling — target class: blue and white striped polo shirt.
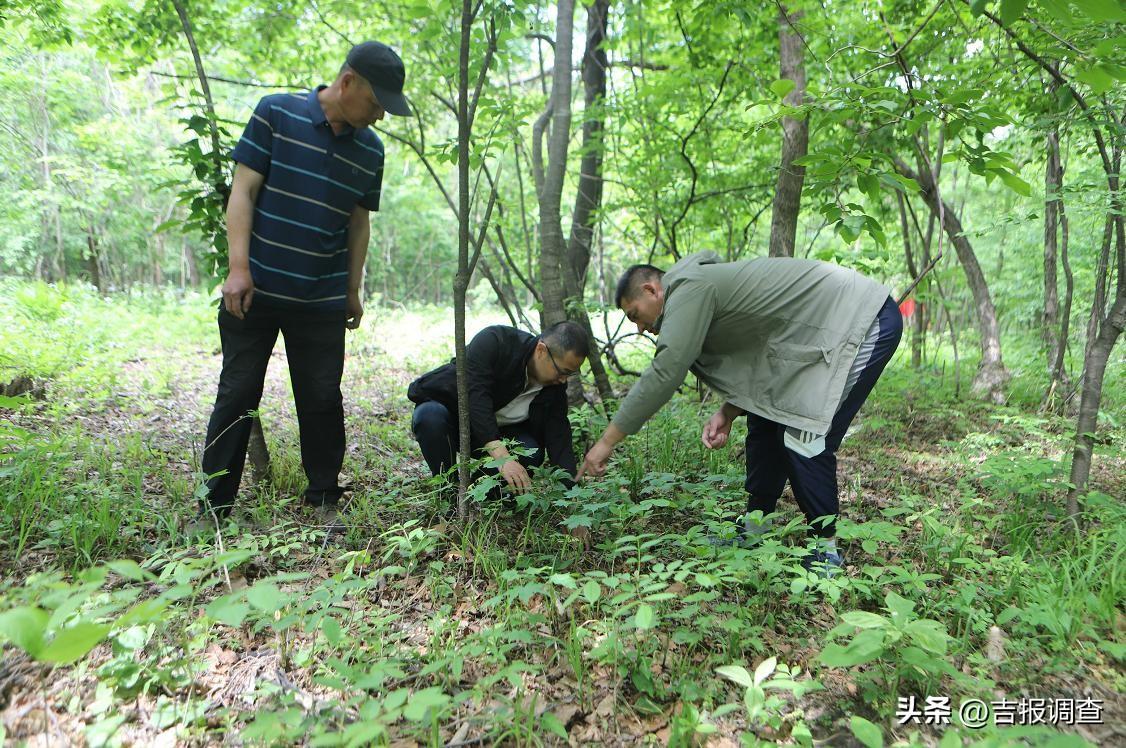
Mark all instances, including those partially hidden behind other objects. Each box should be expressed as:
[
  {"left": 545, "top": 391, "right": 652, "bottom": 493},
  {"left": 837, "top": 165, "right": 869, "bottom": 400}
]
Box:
[{"left": 230, "top": 87, "right": 384, "bottom": 311}]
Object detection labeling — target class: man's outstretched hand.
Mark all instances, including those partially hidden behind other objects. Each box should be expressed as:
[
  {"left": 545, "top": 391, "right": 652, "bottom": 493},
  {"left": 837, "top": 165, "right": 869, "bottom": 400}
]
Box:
[
  {"left": 701, "top": 409, "right": 733, "bottom": 449},
  {"left": 578, "top": 440, "right": 613, "bottom": 480},
  {"left": 499, "top": 459, "right": 532, "bottom": 492}
]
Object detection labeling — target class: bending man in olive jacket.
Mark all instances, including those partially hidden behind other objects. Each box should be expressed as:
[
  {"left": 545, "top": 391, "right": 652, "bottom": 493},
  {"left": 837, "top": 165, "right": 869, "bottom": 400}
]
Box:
[
  {"left": 409, "top": 322, "right": 588, "bottom": 493},
  {"left": 579, "top": 251, "right": 902, "bottom": 571}
]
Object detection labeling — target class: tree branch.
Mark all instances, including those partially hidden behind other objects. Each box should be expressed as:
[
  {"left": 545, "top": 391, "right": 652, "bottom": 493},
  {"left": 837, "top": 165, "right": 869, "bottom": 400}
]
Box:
[{"left": 665, "top": 60, "right": 736, "bottom": 256}]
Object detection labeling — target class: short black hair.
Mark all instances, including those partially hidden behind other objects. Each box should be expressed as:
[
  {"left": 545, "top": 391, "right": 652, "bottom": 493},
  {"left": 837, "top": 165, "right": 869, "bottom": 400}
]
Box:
[
  {"left": 541, "top": 320, "right": 591, "bottom": 359},
  {"left": 614, "top": 264, "right": 664, "bottom": 307}
]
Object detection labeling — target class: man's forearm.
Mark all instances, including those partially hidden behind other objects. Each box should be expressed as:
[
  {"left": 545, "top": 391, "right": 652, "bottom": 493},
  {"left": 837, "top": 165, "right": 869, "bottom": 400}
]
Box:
[
  {"left": 598, "top": 423, "right": 627, "bottom": 448},
  {"left": 226, "top": 189, "right": 255, "bottom": 273},
  {"left": 346, "top": 215, "right": 370, "bottom": 293},
  {"left": 483, "top": 440, "right": 511, "bottom": 460},
  {"left": 721, "top": 402, "right": 745, "bottom": 420}
]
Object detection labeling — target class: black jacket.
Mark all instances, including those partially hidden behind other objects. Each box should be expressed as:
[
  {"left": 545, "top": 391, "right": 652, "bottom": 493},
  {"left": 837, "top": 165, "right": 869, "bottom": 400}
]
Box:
[{"left": 407, "top": 325, "right": 578, "bottom": 477}]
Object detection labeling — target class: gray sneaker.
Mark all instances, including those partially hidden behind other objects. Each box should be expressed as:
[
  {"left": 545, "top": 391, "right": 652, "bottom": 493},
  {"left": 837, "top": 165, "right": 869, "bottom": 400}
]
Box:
[
  {"left": 311, "top": 503, "right": 346, "bottom": 537},
  {"left": 801, "top": 549, "right": 845, "bottom": 578},
  {"left": 183, "top": 512, "right": 225, "bottom": 540}
]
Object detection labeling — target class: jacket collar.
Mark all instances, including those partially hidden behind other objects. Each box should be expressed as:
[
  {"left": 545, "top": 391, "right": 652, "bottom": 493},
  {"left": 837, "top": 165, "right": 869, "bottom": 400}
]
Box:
[
  {"left": 520, "top": 333, "right": 541, "bottom": 374},
  {"left": 653, "top": 250, "right": 723, "bottom": 333}
]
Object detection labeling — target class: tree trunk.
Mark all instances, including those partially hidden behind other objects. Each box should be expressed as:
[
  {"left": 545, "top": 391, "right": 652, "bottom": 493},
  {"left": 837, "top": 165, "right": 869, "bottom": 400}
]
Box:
[
  {"left": 182, "top": 240, "right": 200, "bottom": 287},
  {"left": 173, "top": 0, "right": 266, "bottom": 485},
  {"left": 564, "top": 0, "right": 613, "bottom": 402},
  {"left": 1067, "top": 291, "right": 1125, "bottom": 517},
  {"left": 247, "top": 417, "right": 271, "bottom": 485},
  {"left": 170, "top": 0, "right": 224, "bottom": 193},
  {"left": 1044, "top": 131, "right": 1073, "bottom": 411},
  {"left": 85, "top": 227, "right": 104, "bottom": 294},
  {"left": 1114, "top": 145, "right": 1125, "bottom": 303},
  {"left": 36, "top": 54, "right": 64, "bottom": 282},
  {"left": 1045, "top": 200, "right": 1074, "bottom": 411},
  {"left": 535, "top": 0, "right": 576, "bottom": 329},
  {"left": 767, "top": 5, "right": 807, "bottom": 258},
  {"left": 896, "top": 192, "right": 924, "bottom": 369},
  {"left": 1043, "top": 127, "right": 1062, "bottom": 362},
  {"left": 454, "top": 0, "right": 475, "bottom": 517},
  {"left": 1086, "top": 217, "right": 1113, "bottom": 355},
  {"left": 895, "top": 156, "right": 1009, "bottom": 402}
]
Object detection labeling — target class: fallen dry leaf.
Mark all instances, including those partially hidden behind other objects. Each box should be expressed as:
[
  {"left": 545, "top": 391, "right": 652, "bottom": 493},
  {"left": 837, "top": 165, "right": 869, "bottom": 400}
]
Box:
[
  {"left": 152, "top": 728, "right": 178, "bottom": 748},
  {"left": 447, "top": 722, "right": 470, "bottom": 745},
  {"left": 553, "top": 703, "right": 582, "bottom": 728},
  {"left": 205, "top": 644, "right": 238, "bottom": 666},
  {"left": 595, "top": 693, "right": 616, "bottom": 717},
  {"left": 565, "top": 525, "right": 592, "bottom": 549},
  {"left": 986, "top": 625, "right": 1006, "bottom": 663}
]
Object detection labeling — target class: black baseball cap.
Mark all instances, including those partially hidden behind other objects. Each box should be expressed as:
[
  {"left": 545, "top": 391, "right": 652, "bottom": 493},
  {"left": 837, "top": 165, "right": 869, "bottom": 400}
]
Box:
[{"left": 346, "top": 41, "right": 410, "bottom": 116}]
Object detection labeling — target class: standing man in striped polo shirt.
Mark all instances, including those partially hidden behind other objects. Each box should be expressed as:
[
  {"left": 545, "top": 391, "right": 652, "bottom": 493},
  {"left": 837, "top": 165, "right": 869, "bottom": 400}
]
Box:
[{"left": 193, "top": 42, "right": 410, "bottom": 534}]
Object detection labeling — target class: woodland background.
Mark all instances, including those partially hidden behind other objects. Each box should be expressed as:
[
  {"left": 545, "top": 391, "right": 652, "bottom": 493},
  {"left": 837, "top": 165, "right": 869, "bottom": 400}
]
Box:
[{"left": 0, "top": 0, "right": 1122, "bottom": 745}]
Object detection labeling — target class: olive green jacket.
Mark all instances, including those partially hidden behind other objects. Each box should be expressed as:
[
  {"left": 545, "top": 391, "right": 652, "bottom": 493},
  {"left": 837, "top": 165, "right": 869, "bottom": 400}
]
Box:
[{"left": 611, "top": 251, "right": 891, "bottom": 436}]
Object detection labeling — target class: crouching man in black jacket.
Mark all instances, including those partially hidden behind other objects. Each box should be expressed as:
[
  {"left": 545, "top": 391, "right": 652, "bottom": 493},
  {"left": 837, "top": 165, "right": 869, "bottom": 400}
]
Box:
[{"left": 407, "top": 322, "right": 589, "bottom": 492}]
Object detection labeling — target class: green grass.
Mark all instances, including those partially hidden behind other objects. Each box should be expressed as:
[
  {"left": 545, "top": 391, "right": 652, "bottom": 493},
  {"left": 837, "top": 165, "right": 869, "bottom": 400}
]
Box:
[{"left": 0, "top": 280, "right": 1121, "bottom": 746}]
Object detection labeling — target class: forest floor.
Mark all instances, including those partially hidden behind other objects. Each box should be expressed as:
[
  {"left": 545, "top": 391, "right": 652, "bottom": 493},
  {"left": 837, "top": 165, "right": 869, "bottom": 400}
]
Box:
[{"left": 0, "top": 282, "right": 1123, "bottom": 747}]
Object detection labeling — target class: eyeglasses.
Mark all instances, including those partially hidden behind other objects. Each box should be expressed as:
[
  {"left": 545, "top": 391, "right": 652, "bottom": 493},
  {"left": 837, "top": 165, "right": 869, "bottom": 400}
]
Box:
[{"left": 545, "top": 345, "right": 580, "bottom": 378}]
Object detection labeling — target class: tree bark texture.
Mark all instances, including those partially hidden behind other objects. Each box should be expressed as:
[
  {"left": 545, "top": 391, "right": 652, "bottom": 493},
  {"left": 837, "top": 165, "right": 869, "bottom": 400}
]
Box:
[
  {"left": 1045, "top": 201, "right": 1073, "bottom": 411},
  {"left": 767, "top": 6, "right": 807, "bottom": 258},
  {"left": 171, "top": 0, "right": 223, "bottom": 184},
  {"left": 247, "top": 417, "right": 272, "bottom": 484},
  {"left": 895, "top": 157, "right": 1009, "bottom": 402},
  {"left": 536, "top": 0, "right": 575, "bottom": 329},
  {"left": 1043, "top": 128, "right": 1062, "bottom": 363},
  {"left": 85, "top": 228, "right": 104, "bottom": 294},
  {"left": 896, "top": 192, "right": 925, "bottom": 368},
  {"left": 1086, "top": 217, "right": 1113, "bottom": 355},
  {"left": 565, "top": 0, "right": 614, "bottom": 402},
  {"left": 454, "top": 0, "right": 474, "bottom": 517},
  {"left": 175, "top": 0, "right": 268, "bottom": 471},
  {"left": 1067, "top": 291, "right": 1125, "bottom": 517}
]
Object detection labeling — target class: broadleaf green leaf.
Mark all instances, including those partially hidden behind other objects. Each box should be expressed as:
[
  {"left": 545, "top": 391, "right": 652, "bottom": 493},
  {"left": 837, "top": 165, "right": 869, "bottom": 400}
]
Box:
[
  {"left": 106, "top": 559, "right": 155, "bottom": 582},
  {"left": 0, "top": 607, "right": 48, "bottom": 657},
  {"left": 770, "top": 78, "right": 796, "bottom": 99},
  {"left": 1075, "top": 64, "right": 1115, "bottom": 96},
  {"left": 541, "top": 712, "right": 569, "bottom": 739},
  {"left": 753, "top": 656, "right": 777, "bottom": 686},
  {"left": 715, "top": 664, "right": 754, "bottom": 688},
  {"left": 999, "top": 0, "right": 1029, "bottom": 24},
  {"left": 904, "top": 619, "right": 949, "bottom": 654},
  {"left": 999, "top": 170, "right": 1032, "bottom": 197},
  {"left": 402, "top": 687, "right": 450, "bottom": 722},
  {"left": 850, "top": 715, "right": 884, "bottom": 748},
  {"left": 841, "top": 611, "right": 890, "bottom": 629},
  {"left": 246, "top": 583, "right": 283, "bottom": 612},
  {"left": 818, "top": 629, "right": 886, "bottom": 667},
  {"left": 549, "top": 573, "right": 577, "bottom": 589},
  {"left": 582, "top": 579, "right": 601, "bottom": 603},
  {"left": 39, "top": 622, "right": 111, "bottom": 664},
  {"left": 1073, "top": 0, "right": 1126, "bottom": 22},
  {"left": 206, "top": 598, "right": 250, "bottom": 627}
]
